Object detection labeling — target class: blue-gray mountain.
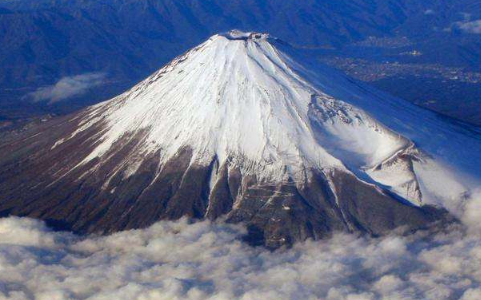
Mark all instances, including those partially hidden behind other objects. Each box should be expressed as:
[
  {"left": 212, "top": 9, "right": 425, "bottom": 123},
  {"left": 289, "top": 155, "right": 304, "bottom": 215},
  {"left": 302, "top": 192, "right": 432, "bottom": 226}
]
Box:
[{"left": 1, "top": 0, "right": 481, "bottom": 125}]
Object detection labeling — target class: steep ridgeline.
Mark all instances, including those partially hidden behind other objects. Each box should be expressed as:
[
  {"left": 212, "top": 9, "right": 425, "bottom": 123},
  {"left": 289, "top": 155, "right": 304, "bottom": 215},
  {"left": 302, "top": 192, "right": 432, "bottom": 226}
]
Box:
[{"left": 1, "top": 31, "right": 479, "bottom": 248}]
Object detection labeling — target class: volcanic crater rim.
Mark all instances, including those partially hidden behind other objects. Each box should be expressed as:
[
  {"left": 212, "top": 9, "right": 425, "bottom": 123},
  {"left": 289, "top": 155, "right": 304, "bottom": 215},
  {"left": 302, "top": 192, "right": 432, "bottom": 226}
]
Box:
[{"left": 219, "top": 30, "right": 270, "bottom": 41}]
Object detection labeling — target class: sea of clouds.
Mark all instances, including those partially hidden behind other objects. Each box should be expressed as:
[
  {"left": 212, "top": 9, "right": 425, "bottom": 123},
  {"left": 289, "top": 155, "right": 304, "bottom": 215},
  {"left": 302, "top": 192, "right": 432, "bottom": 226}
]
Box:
[{"left": 1, "top": 192, "right": 481, "bottom": 300}]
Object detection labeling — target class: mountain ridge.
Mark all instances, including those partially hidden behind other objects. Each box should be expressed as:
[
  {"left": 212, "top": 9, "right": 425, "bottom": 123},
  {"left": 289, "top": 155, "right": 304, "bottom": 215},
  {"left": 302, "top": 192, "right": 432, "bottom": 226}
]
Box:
[{"left": 0, "top": 31, "right": 478, "bottom": 247}]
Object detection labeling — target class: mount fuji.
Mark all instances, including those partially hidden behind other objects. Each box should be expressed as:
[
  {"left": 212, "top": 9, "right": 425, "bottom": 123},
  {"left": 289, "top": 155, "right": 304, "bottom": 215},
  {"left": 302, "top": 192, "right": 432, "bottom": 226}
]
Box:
[{"left": 1, "top": 31, "right": 479, "bottom": 247}]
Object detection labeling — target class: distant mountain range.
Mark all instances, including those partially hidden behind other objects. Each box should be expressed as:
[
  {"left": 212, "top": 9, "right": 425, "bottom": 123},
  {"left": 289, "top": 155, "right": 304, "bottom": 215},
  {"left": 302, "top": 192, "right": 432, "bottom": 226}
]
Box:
[{"left": 0, "top": 0, "right": 480, "bottom": 124}]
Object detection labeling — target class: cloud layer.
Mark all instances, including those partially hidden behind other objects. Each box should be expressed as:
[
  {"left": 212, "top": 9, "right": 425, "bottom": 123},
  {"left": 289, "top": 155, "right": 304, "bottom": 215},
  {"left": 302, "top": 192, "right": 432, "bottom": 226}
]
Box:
[
  {"left": 0, "top": 213, "right": 480, "bottom": 300},
  {"left": 1, "top": 190, "right": 480, "bottom": 300},
  {"left": 28, "top": 73, "right": 105, "bottom": 103},
  {"left": 457, "top": 20, "right": 481, "bottom": 34}
]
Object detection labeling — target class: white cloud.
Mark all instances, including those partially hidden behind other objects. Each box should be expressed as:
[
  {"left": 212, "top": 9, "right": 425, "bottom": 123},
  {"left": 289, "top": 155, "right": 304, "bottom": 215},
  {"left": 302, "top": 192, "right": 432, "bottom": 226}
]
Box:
[
  {"left": 0, "top": 192, "right": 480, "bottom": 300},
  {"left": 0, "top": 207, "right": 480, "bottom": 300},
  {"left": 28, "top": 73, "right": 106, "bottom": 103},
  {"left": 424, "top": 9, "right": 435, "bottom": 15},
  {"left": 457, "top": 20, "right": 481, "bottom": 34},
  {"left": 461, "top": 289, "right": 481, "bottom": 300}
]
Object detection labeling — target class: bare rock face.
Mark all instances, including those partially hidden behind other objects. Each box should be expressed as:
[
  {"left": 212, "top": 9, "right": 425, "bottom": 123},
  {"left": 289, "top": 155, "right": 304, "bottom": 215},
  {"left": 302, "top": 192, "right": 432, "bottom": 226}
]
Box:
[{"left": 0, "top": 31, "right": 478, "bottom": 247}]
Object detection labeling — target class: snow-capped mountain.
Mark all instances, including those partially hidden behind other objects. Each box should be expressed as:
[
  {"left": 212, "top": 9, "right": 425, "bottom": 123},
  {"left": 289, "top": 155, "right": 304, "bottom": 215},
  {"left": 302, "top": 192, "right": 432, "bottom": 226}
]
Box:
[{"left": 0, "top": 31, "right": 479, "bottom": 247}]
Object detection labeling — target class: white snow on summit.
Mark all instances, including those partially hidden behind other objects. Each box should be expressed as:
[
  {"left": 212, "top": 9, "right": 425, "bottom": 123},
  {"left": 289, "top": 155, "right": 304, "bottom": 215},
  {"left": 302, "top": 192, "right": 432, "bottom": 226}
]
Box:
[{"left": 64, "top": 30, "right": 481, "bottom": 214}]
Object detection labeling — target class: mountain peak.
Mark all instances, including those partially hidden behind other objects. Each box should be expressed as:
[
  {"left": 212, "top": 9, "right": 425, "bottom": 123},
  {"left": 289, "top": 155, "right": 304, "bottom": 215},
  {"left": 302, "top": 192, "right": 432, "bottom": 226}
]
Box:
[
  {"left": 0, "top": 32, "right": 479, "bottom": 247},
  {"left": 80, "top": 29, "right": 342, "bottom": 181},
  {"left": 61, "top": 31, "right": 480, "bottom": 208},
  {"left": 217, "top": 30, "right": 270, "bottom": 41}
]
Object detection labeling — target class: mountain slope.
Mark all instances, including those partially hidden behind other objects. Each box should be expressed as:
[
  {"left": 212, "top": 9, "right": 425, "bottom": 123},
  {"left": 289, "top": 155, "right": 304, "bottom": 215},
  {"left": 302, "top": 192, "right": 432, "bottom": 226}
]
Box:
[{"left": 1, "top": 31, "right": 478, "bottom": 247}]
